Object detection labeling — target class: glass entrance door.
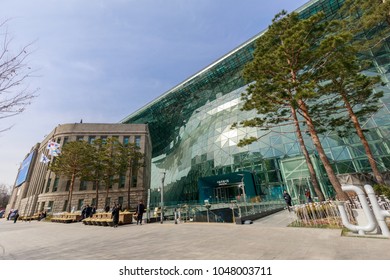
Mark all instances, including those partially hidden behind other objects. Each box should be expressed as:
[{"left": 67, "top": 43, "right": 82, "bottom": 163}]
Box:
[
  {"left": 213, "top": 185, "right": 240, "bottom": 203},
  {"left": 287, "top": 178, "right": 311, "bottom": 204}
]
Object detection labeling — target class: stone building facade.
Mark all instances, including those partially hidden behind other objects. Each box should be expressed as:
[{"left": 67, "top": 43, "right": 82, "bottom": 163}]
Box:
[{"left": 6, "top": 123, "right": 151, "bottom": 216}]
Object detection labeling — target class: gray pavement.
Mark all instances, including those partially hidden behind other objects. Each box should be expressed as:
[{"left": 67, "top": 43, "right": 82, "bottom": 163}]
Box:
[{"left": 0, "top": 210, "right": 389, "bottom": 260}]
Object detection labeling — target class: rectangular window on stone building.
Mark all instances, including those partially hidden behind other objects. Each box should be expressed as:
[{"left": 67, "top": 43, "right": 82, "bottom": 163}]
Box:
[
  {"left": 79, "top": 180, "right": 87, "bottom": 191},
  {"left": 123, "top": 136, "right": 130, "bottom": 145},
  {"left": 91, "top": 198, "right": 96, "bottom": 207},
  {"left": 48, "top": 201, "right": 54, "bottom": 212},
  {"left": 132, "top": 174, "right": 137, "bottom": 188},
  {"left": 56, "top": 137, "right": 61, "bottom": 145},
  {"left": 105, "top": 197, "right": 111, "bottom": 208},
  {"left": 77, "top": 199, "right": 84, "bottom": 210},
  {"left": 63, "top": 136, "right": 69, "bottom": 146},
  {"left": 119, "top": 175, "right": 125, "bottom": 189},
  {"left": 53, "top": 177, "right": 59, "bottom": 192},
  {"left": 40, "top": 201, "right": 45, "bottom": 212},
  {"left": 63, "top": 200, "right": 68, "bottom": 212},
  {"left": 76, "top": 136, "right": 84, "bottom": 141},
  {"left": 100, "top": 136, "right": 107, "bottom": 144},
  {"left": 88, "top": 136, "right": 96, "bottom": 144},
  {"left": 65, "top": 180, "right": 71, "bottom": 191},
  {"left": 135, "top": 135, "right": 141, "bottom": 147},
  {"left": 118, "top": 196, "right": 123, "bottom": 207},
  {"left": 45, "top": 178, "right": 52, "bottom": 193},
  {"left": 109, "top": 176, "right": 113, "bottom": 189}
]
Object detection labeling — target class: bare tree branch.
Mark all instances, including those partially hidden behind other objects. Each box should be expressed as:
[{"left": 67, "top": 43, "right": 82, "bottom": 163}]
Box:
[{"left": 0, "top": 20, "right": 38, "bottom": 132}]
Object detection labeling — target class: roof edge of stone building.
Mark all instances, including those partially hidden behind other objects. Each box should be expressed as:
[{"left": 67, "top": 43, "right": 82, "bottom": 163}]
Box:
[
  {"left": 119, "top": 0, "right": 318, "bottom": 124},
  {"left": 38, "top": 123, "right": 148, "bottom": 146}
]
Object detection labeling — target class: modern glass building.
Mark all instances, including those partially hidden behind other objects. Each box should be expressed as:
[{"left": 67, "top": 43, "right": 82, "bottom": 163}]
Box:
[{"left": 121, "top": 0, "right": 390, "bottom": 207}]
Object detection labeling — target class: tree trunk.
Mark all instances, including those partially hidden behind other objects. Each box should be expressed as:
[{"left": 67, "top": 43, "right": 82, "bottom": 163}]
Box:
[
  {"left": 298, "top": 100, "right": 349, "bottom": 201},
  {"left": 291, "top": 105, "right": 326, "bottom": 201},
  {"left": 94, "top": 180, "right": 99, "bottom": 209},
  {"left": 105, "top": 185, "right": 110, "bottom": 207},
  {"left": 67, "top": 173, "right": 76, "bottom": 212},
  {"left": 341, "top": 93, "right": 385, "bottom": 185},
  {"left": 127, "top": 164, "right": 133, "bottom": 211}
]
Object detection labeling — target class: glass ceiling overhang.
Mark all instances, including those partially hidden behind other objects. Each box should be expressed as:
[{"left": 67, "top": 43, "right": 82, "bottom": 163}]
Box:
[{"left": 120, "top": 0, "right": 345, "bottom": 157}]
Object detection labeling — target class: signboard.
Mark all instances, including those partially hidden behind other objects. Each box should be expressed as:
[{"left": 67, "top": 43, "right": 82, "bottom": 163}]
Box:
[{"left": 15, "top": 151, "right": 35, "bottom": 187}]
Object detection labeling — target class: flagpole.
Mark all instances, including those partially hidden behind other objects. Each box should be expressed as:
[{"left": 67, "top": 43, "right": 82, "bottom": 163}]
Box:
[{"left": 33, "top": 125, "right": 58, "bottom": 215}]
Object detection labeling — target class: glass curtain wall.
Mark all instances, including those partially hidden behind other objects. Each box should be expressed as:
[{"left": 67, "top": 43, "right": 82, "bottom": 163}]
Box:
[{"left": 123, "top": 0, "right": 390, "bottom": 207}]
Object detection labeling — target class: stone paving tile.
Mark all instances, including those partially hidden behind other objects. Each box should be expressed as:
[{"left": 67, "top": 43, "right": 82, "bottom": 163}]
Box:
[{"left": 0, "top": 211, "right": 389, "bottom": 260}]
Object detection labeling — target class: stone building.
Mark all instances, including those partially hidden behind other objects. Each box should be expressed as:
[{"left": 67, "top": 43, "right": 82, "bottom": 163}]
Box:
[{"left": 6, "top": 123, "right": 151, "bottom": 216}]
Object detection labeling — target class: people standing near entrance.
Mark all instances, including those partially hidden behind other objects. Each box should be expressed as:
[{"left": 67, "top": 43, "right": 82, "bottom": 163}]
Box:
[
  {"left": 136, "top": 200, "right": 145, "bottom": 225},
  {"left": 305, "top": 189, "right": 313, "bottom": 203},
  {"left": 283, "top": 191, "right": 292, "bottom": 212}
]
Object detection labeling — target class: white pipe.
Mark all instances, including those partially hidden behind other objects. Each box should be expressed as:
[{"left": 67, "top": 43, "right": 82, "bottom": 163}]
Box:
[
  {"left": 364, "top": 185, "right": 390, "bottom": 237},
  {"left": 335, "top": 201, "right": 364, "bottom": 234},
  {"left": 338, "top": 184, "right": 377, "bottom": 235}
]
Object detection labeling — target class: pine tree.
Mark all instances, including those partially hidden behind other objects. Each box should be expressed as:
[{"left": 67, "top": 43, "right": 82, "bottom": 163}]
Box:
[
  {"left": 123, "top": 143, "right": 144, "bottom": 210},
  {"left": 239, "top": 11, "right": 350, "bottom": 201},
  {"left": 313, "top": 41, "right": 385, "bottom": 184},
  {"left": 96, "top": 138, "right": 129, "bottom": 207},
  {"left": 49, "top": 141, "right": 94, "bottom": 212}
]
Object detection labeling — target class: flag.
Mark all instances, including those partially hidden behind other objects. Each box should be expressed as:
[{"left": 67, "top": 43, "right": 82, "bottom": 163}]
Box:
[
  {"left": 47, "top": 139, "right": 61, "bottom": 157},
  {"left": 49, "top": 148, "right": 61, "bottom": 157},
  {"left": 40, "top": 153, "right": 50, "bottom": 164}
]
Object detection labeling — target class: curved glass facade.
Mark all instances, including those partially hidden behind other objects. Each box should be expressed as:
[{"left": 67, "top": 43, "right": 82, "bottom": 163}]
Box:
[{"left": 122, "top": 0, "right": 390, "bottom": 206}]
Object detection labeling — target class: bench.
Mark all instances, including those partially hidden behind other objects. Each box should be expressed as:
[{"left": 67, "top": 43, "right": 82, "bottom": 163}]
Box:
[
  {"left": 19, "top": 213, "right": 40, "bottom": 221},
  {"left": 51, "top": 213, "right": 82, "bottom": 223},
  {"left": 82, "top": 211, "right": 133, "bottom": 227}
]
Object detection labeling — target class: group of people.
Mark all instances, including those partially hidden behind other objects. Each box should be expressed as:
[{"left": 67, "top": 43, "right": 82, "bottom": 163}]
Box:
[
  {"left": 5, "top": 201, "right": 146, "bottom": 227},
  {"left": 283, "top": 188, "right": 313, "bottom": 211},
  {"left": 110, "top": 200, "right": 145, "bottom": 228},
  {"left": 6, "top": 209, "right": 19, "bottom": 223},
  {"left": 37, "top": 211, "right": 47, "bottom": 221},
  {"left": 81, "top": 204, "right": 96, "bottom": 220}
]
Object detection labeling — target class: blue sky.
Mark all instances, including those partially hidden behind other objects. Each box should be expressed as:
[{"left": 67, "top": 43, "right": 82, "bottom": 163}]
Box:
[{"left": 0, "top": 0, "right": 309, "bottom": 186}]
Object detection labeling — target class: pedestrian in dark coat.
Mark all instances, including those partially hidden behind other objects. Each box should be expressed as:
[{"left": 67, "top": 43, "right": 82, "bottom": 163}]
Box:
[
  {"left": 13, "top": 212, "right": 20, "bottom": 223},
  {"left": 136, "top": 200, "right": 145, "bottom": 225},
  {"left": 283, "top": 190, "right": 292, "bottom": 212},
  {"left": 85, "top": 205, "right": 92, "bottom": 218},
  {"left": 112, "top": 205, "right": 120, "bottom": 228},
  {"left": 91, "top": 205, "right": 96, "bottom": 217}
]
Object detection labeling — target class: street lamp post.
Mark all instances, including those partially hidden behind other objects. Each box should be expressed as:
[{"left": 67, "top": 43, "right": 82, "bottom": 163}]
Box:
[
  {"left": 238, "top": 174, "right": 248, "bottom": 216},
  {"left": 160, "top": 172, "right": 166, "bottom": 224},
  {"left": 205, "top": 202, "right": 211, "bottom": 223}
]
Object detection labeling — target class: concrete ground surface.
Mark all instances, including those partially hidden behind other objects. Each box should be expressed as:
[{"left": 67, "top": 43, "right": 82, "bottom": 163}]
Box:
[{"left": 0, "top": 210, "right": 389, "bottom": 260}]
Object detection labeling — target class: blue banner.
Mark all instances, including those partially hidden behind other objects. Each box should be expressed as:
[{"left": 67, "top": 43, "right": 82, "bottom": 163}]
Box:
[{"left": 15, "top": 151, "right": 35, "bottom": 187}]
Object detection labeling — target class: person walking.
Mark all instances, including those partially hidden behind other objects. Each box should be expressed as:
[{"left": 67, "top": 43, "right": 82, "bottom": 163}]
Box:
[
  {"left": 305, "top": 189, "right": 313, "bottom": 203},
  {"left": 111, "top": 205, "right": 120, "bottom": 228},
  {"left": 136, "top": 200, "right": 145, "bottom": 225},
  {"left": 91, "top": 205, "right": 96, "bottom": 217},
  {"left": 13, "top": 211, "right": 20, "bottom": 223},
  {"left": 85, "top": 205, "right": 92, "bottom": 218},
  {"left": 283, "top": 191, "right": 292, "bottom": 212}
]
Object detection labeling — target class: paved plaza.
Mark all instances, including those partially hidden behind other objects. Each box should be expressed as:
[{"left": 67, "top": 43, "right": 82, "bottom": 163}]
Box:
[{"left": 0, "top": 210, "right": 389, "bottom": 260}]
